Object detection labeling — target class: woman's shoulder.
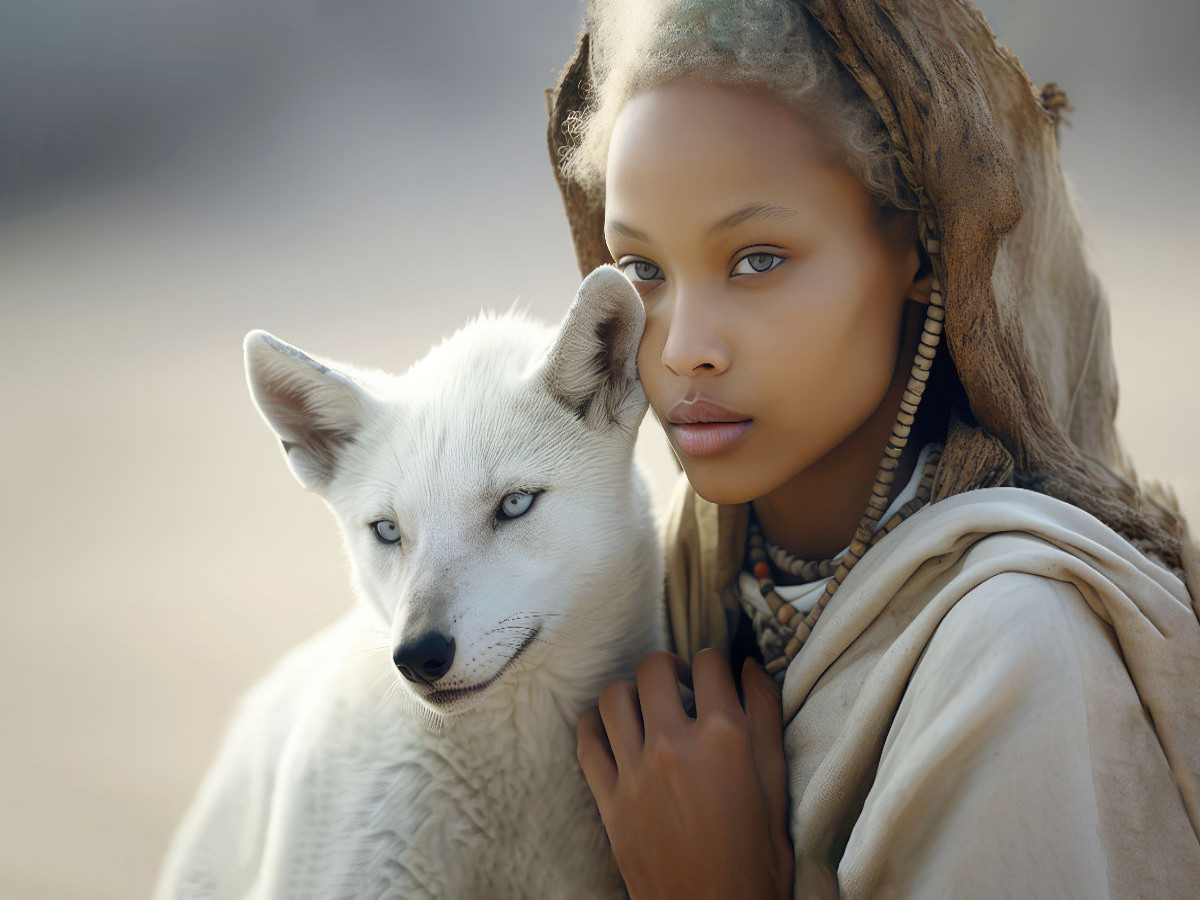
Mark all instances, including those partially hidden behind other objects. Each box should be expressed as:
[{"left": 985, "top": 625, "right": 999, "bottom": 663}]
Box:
[
  {"left": 891, "top": 485, "right": 1187, "bottom": 591},
  {"left": 864, "top": 487, "right": 1199, "bottom": 697}
]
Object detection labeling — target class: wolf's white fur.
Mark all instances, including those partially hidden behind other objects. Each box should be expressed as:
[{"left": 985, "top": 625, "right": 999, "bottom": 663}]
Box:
[{"left": 155, "top": 267, "right": 664, "bottom": 899}]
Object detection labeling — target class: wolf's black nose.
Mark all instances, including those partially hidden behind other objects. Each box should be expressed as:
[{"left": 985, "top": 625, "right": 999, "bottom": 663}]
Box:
[{"left": 393, "top": 634, "right": 456, "bottom": 685}]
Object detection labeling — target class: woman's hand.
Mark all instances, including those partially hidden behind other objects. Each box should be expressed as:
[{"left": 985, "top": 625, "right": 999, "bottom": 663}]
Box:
[{"left": 576, "top": 648, "right": 794, "bottom": 900}]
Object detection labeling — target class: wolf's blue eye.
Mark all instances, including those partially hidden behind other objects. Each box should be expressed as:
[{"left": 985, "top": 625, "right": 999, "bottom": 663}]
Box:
[
  {"left": 372, "top": 519, "right": 402, "bottom": 544},
  {"left": 498, "top": 491, "right": 536, "bottom": 520}
]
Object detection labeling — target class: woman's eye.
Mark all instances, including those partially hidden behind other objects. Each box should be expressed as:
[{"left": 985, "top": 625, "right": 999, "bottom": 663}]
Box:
[
  {"left": 498, "top": 490, "right": 537, "bottom": 520},
  {"left": 371, "top": 519, "right": 402, "bottom": 545},
  {"left": 731, "top": 252, "right": 784, "bottom": 276},
  {"left": 619, "top": 259, "right": 663, "bottom": 283}
]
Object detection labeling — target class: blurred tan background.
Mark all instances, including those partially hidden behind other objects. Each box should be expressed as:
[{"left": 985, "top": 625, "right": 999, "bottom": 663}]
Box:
[{"left": 1, "top": 1, "right": 1196, "bottom": 897}]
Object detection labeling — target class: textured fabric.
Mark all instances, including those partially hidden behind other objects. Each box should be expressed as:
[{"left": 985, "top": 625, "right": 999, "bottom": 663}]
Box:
[
  {"left": 661, "top": 472, "right": 749, "bottom": 660},
  {"left": 779, "top": 487, "right": 1200, "bottom": 898}
]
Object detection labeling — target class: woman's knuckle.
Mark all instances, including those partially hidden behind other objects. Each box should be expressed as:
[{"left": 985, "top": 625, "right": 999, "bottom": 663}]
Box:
[
  {"left": 703, "top": 711, "right": 749, "bottom": 751},
  {"left": 645, "top": 732, "right": 682, "bottom": 771}
]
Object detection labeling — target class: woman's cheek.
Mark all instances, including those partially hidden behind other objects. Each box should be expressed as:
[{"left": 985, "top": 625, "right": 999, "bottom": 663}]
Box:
[{"left": 636, "top": 317, "right": 670, "bottom": 420}]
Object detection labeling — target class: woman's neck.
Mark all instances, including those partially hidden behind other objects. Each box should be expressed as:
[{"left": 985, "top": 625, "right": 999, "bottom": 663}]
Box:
[{"left": 752, "top": 301, "right": 938, "bottom": 560}]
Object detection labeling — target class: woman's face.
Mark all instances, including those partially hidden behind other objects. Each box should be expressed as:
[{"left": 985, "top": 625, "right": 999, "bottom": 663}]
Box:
[{"left": 604, "top": 77, "right": 927, "bottom": 505}]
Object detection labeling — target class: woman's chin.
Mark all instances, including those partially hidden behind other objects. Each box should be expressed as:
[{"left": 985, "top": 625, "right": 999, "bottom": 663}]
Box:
[{"left": 679, "top": 459, "right": 770, "bottom": 507}]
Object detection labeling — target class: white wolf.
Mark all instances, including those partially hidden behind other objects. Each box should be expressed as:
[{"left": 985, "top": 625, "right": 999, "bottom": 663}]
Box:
[{"left": 155, "top": 266, "right": 665, "bottom": 899}]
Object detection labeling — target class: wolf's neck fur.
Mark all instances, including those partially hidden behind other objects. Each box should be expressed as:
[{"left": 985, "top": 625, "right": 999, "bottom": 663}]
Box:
[{"left": 431, "top": 635, "right": 654, "bottom": 748}]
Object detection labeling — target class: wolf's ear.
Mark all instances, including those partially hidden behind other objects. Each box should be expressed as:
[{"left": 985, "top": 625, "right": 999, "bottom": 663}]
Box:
[
  {"left": 541, "top": 265, "right": 648, "bottom": 431},
  {"left": 244, "top": 330, "right": 371, "bottom": 492}
]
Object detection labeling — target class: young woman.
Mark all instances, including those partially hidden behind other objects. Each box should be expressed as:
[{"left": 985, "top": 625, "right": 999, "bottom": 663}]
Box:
[{"left": 546, "top": 1, "right": 1200, "bottom": 898}]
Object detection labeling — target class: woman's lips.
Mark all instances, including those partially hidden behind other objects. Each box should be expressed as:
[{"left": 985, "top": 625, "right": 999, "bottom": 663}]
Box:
[
  {"left": 666, "top": 396, "right": 753, "bottom": 456},
  {"left": 669, "top": 420, "right": 752, "bottom": 456}
]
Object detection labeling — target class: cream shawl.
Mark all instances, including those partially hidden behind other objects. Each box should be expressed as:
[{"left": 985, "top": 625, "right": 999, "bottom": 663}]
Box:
[{"left": 771, "top": 485, "right": 1200, "bottom": 897}]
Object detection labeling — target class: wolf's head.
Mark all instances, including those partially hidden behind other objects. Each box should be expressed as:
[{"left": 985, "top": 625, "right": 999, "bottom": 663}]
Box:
[{"left": 244, "top": 267, "right": 663, "bottom": 717}]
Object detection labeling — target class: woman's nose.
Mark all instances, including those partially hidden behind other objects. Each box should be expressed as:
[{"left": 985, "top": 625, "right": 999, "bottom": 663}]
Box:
[{"left": 660, "top": 289, "right": 731, "bottom": 377}]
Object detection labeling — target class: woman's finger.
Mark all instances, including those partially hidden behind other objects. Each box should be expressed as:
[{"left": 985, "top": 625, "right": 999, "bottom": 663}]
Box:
[
  {"left": 595, "top": 679, "right": 644, "bottom": 773},
  {"left": 635, "top": 651, "right": 692, "bottom": 733},
  {"left": 691, "top": 648, "right": 743, "bottom": 720},
  {"left": 741, "top": 657, "right": 789, "bottom": 838},
  {"left": 576, "top": 705, "right": 618, "bottom": 803}
]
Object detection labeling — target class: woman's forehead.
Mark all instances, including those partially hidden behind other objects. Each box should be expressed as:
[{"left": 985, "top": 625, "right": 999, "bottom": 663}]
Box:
[
  {"left": 604, "top": 79, "right": 868, "bottom": 242},
  {"left": 609, "top": 77, "right": 831, "bottom": 163}
]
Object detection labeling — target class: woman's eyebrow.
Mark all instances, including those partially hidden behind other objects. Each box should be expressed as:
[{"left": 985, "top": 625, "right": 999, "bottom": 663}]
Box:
[
  {"left": 605, "top": 219, "right": 648, "bottom": 241},
  {"left": 605, "top": 203, "right": 798, "bottom": 244},
  {"left": 706, "top": 203, "right": 799, "bottom": 236}
]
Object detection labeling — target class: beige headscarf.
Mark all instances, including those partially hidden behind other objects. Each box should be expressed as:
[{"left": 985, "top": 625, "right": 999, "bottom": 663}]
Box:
[{"left": 545, "top": 0, "right": 1199, "bottom": 658}]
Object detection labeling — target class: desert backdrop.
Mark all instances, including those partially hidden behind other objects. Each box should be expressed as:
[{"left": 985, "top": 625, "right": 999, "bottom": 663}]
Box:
[{"left": 1, "top": 1, "right": 1196, "bottom": 897}]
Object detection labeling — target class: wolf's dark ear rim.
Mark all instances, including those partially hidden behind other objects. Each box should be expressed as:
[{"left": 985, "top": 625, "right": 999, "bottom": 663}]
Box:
[
  {"left": 243, "top": 329, "right": 370, "bottom": 492},
  {"left": 541, "top": 265, "right": 647, "bottom": 431}
]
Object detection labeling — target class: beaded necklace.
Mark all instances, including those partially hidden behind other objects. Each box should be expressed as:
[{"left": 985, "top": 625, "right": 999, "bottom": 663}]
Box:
[{"left": 744, "top": 444, "right": 941, "bottom": 678}]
